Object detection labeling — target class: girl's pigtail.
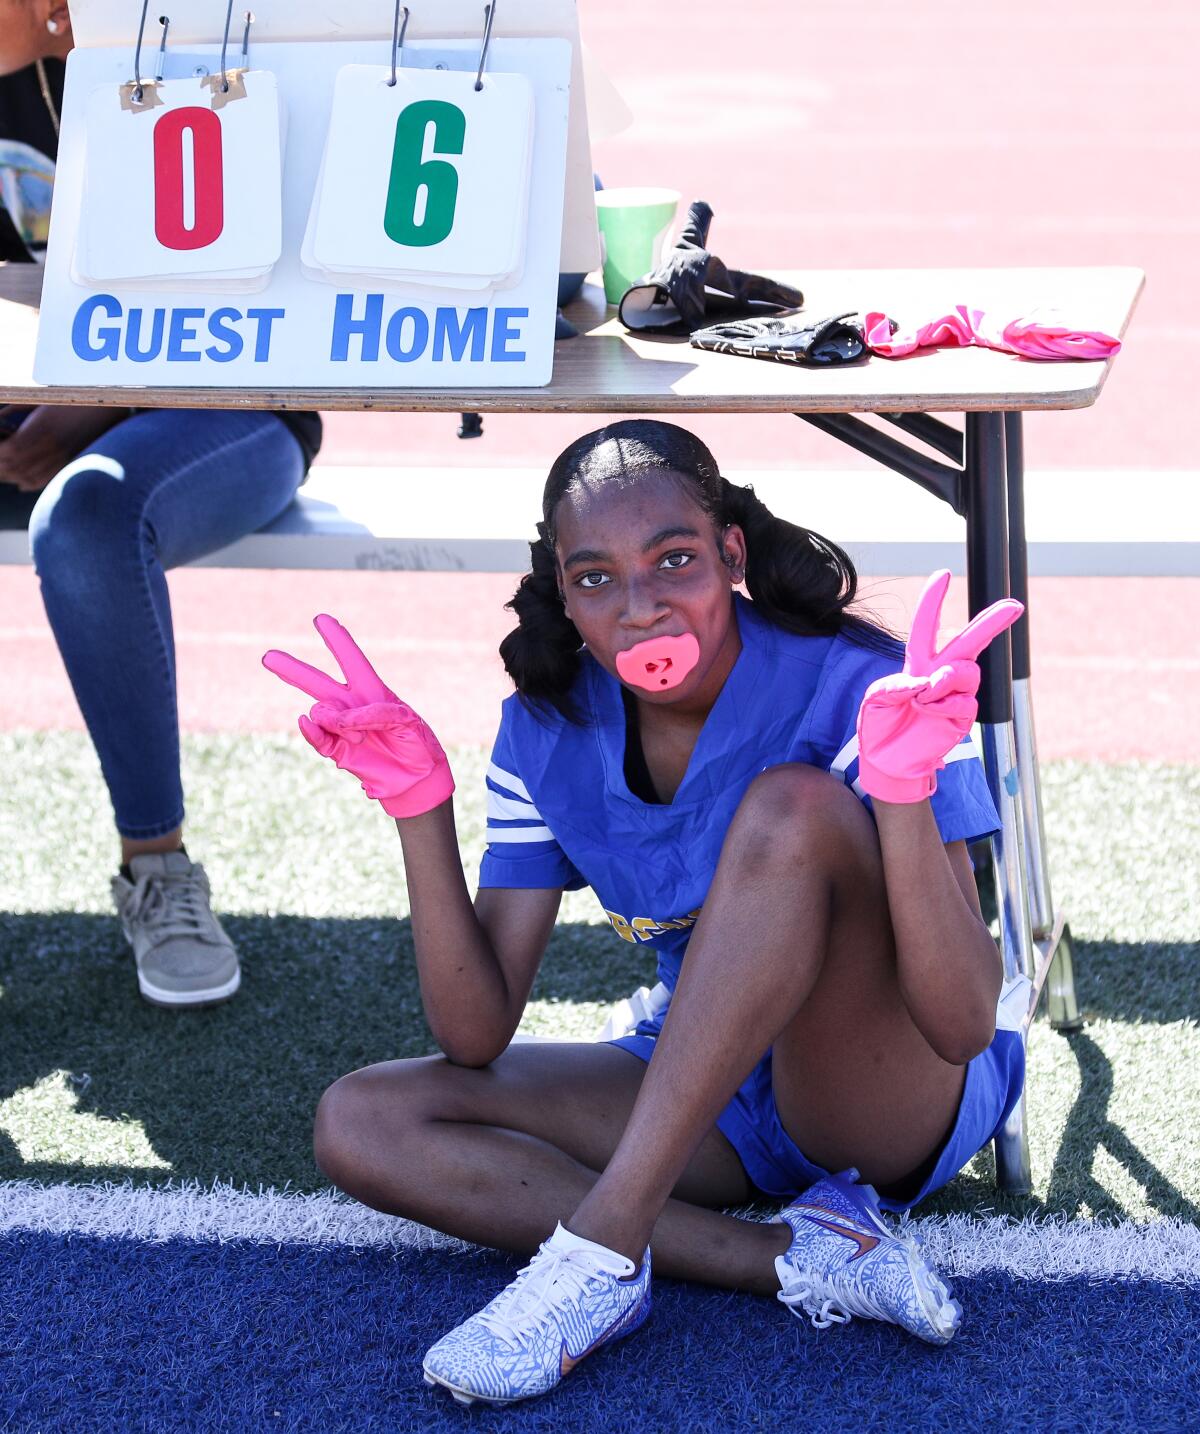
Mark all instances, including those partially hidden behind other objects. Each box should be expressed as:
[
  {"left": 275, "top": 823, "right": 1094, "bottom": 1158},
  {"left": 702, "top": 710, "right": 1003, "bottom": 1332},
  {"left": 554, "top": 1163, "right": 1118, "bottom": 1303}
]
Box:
[
  {"left": 721, "top": 479, "right": 868, "bottom": 640},
  {"left": 499, "top": 523, "right": 584, "bottom": 721}
]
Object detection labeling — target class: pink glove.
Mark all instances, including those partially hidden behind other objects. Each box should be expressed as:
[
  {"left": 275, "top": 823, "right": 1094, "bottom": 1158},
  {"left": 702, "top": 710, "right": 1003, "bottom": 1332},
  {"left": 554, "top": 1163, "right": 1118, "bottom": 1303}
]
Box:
[
  {"left": 856, "top": 571, "right": 1023, "bottom": 804},
  {"left": 1000, "top": 308, "right": 1121, "bottom": 361},
  {"left": 864, "top": 304, "right": 1120, "bottom": 361},
  {"left": 864, "top": 306, "right": 979, "bottom": 357},
  {"left": 262, "top": 614, "right": 454, "bottom": 819}
]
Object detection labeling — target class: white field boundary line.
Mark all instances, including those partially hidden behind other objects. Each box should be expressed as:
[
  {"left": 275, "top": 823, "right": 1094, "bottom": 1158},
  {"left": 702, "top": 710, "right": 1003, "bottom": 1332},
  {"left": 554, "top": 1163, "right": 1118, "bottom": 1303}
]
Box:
[{"left": 1, "top": 1180, "right": 1198, "bottom": 1285}]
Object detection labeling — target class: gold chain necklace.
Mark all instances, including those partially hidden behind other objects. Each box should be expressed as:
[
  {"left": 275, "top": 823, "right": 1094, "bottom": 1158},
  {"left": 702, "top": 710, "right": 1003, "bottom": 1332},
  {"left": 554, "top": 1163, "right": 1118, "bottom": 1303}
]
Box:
[{"left": 35, "top": 58, "right": 60, "bottom": 139}]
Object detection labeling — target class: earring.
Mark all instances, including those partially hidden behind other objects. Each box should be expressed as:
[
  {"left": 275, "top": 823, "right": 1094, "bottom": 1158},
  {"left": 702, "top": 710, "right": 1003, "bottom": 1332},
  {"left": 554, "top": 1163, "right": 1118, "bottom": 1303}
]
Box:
[{"left": 46, "top": 17, "right": 61, "bottom": 32}]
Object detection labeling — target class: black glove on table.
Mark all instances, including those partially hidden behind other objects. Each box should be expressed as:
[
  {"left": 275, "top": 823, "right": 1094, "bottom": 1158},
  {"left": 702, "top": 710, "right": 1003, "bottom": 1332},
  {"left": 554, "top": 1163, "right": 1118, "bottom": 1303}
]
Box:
[
  {"left": 618, "top": 200, "right": 804, "bottom": 335},
  {"left": 690, "top": 311, "right": 867, "bottom": 365}
]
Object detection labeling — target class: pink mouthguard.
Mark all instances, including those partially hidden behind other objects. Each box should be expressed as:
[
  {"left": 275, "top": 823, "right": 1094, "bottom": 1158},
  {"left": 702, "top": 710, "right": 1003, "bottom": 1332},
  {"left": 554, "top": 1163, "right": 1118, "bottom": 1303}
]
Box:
[{"left": 615, "top": 633, "right": 701, "bottom": 691}]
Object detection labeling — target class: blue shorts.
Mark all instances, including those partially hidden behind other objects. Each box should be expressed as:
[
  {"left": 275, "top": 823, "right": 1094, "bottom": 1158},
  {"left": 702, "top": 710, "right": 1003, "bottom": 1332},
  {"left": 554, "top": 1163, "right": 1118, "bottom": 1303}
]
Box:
[{"left": 609, "top": 1020, "right": 1025, "bottom": 1213}]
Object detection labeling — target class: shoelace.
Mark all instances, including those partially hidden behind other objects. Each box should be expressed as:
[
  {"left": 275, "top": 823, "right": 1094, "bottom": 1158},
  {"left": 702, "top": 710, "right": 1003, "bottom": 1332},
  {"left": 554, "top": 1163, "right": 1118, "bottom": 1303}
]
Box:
[
  {"left": 124, "top": 872, "right": 213, "bottom": 944},
  {"left": 476, "top": 1247, "right": 621, "bottom": 1351},
  {"left": 777, "top": 1225, "right": 946, "bottom": 1332},
  {"left": 778, "top": 1276, "right": 887, "bottom": 1331}
]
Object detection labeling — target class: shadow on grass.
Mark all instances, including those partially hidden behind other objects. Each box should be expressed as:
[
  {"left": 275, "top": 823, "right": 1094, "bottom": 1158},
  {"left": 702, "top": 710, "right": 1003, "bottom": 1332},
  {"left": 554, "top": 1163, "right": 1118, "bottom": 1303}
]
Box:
[
  {"left": 1042, "top": 1031, "right": 1200, "bottom": 1223},
  {"left": 1, "top": 910, "right": 1196, "bottom": 1220},
  {"left": 0, "top": 909, "right": 652, "bottom": 1192},
  {"left": 1072, "top": 939, "right": 1200, "bottom": 1025},
  {"left": 924, "top": 1025, "right": 1200, "bottom": 1224}
]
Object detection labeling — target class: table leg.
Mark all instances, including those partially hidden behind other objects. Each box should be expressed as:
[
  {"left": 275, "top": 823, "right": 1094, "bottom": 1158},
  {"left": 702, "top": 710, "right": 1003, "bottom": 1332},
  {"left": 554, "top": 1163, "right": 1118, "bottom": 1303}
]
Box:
[
  {"left": 965, "top": 413, "right": 1037, "bottom": 1194},
  {"left": 1005, "top": 414, "right": 1084, "bottom": 1032},
  {"left": 799, "top": 408, "right": 1062, "bottom": 1191}
]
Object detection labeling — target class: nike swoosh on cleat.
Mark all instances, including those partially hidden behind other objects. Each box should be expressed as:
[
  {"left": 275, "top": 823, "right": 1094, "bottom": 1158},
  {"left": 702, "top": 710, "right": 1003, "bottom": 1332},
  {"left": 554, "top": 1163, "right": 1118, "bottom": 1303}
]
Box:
[
  {"left": 559, "top": 1288, "right": 651, "bottom": 1376},
  {"left": 796, "top": 1212, "right": 881, "bottom": 1260}
]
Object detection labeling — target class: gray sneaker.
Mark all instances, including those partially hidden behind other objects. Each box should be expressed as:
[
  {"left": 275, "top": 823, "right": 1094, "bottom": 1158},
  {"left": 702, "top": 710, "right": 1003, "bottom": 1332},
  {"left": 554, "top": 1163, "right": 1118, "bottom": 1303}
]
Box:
[{"left": 111, "top": 852, "right": 241, "bottom": 1008}]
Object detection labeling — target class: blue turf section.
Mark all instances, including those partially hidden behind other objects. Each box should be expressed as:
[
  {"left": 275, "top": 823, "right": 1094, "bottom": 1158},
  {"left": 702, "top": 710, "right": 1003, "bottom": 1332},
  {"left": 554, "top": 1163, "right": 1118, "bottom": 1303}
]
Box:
[{"left": 3, "top": 1233, "right": 1195, "bottom": 1432}]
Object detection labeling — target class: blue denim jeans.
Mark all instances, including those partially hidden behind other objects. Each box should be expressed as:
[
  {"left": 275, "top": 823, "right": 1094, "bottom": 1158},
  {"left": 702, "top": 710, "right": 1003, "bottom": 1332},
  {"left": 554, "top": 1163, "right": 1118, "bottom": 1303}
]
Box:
[{"left": 3, "top": 409, "right": 305, "bottom": 839}]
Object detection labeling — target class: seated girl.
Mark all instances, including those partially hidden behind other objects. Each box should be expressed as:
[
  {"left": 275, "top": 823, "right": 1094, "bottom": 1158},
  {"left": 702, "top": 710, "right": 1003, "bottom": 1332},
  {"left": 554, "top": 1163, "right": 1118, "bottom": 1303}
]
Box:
[{"left": 264, "top": 420, "right": 1025, "bottom": 1408}]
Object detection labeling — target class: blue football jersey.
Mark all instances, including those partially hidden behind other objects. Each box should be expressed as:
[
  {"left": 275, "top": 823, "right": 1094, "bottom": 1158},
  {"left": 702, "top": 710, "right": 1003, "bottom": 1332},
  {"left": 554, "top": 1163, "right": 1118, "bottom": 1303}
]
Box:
[{"left": 481, "top": 595, "right": 1001, "bottom": 992}]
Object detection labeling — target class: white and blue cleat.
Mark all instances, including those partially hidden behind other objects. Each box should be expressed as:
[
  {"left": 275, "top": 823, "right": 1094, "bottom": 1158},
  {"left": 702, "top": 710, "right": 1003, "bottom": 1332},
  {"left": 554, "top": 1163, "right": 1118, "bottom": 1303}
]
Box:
[
  {"left": 774, "top": 1169, "right": 962, "bottom": 1345},
  {"left": 422, "top": 1223, "right": 652, "bottom": 1406}
]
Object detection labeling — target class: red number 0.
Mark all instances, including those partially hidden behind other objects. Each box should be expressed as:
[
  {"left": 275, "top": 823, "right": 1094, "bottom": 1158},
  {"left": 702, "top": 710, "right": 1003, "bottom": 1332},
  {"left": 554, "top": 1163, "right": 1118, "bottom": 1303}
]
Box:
[{"left": 153, "top": 107, "right": 224, "bottom": 250}]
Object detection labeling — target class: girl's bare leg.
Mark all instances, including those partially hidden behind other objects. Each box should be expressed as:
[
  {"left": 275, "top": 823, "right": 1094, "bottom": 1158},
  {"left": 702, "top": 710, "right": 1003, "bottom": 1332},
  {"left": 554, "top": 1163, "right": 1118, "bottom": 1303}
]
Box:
[
  {"left": 314, "top": 1042, "right": 790, "bottom": 1294},
  {"left": 567, "top": 763, "right": 970, "bottom": 1261},
  {"left": 316, "top": 762, "right": 974, "bottom": 1286}
]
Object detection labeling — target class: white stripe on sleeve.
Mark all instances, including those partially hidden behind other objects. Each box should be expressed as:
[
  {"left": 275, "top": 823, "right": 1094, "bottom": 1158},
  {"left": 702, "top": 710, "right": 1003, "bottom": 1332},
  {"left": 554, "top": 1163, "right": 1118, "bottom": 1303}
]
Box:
[
  {"left": 944, "top": 735, "right": 982, "bottom": 763},
  {"left": 829, "top": 735, "right": 859, "bottom": 778},
  {"left": 485, "top": 824, "right": 557, "bottom": 845},
  {"left": 487, "top": 788, "right": 542, "bottom": 823},
  {"left": 486, "top": 761, "right": 532, "bottom": 803}
]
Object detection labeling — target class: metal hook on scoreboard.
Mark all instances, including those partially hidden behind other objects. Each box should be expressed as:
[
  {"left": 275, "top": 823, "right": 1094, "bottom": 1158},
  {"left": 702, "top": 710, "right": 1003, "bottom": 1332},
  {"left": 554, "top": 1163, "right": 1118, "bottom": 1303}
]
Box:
[
  {"left": 474, "top": 2, "right": 496, "bottom": 91},
  {"left": 123, "top": 0, "right": 165, "bottom": 109},
  {"left": 218, "top": 0, "right": 235, "bottom": 90},
  {"left": 212, "top": 2, "right": 254, "bottom": 106},
  {"left": 130, "top": 0, "right": 150, "bottom": 101},
  {"left": 219, "top": 2, "right": 255, "bottom": 93},
  {"left": 389, "top": 2, "right": 411, "bottom": 87},
  {"left": 155, "top": 15, "right": 171, "bottom": 83}
]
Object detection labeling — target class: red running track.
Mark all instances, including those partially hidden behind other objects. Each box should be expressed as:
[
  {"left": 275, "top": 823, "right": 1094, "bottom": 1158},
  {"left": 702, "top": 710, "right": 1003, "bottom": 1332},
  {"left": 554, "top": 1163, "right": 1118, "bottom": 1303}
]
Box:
[
  {"left": 0, "top": 1, "right": 1196, "bottom": 760},
  {"left": 320, "top": 0, "right": 1199, "bottom": 473},
  {"left": 0, "top": 570, "right": 1194, "bottom": 762}
]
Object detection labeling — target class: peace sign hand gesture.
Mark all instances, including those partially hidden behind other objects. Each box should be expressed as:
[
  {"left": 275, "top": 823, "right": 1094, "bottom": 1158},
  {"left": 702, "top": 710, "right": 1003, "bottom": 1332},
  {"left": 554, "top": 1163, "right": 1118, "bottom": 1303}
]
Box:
[
  {"left": 262, "top": 615, "right": 454, "bottom": 820},
  {"left": 856, "top": 571, "right": 1023, "bottom": 805}
]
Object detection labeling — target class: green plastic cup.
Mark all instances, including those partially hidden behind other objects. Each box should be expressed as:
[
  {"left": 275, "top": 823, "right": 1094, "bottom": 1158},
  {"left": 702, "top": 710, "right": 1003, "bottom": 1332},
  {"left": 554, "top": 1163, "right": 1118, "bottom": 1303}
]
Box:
[{"left": 595, "top": 186, "right": 681, "bottom": 305}]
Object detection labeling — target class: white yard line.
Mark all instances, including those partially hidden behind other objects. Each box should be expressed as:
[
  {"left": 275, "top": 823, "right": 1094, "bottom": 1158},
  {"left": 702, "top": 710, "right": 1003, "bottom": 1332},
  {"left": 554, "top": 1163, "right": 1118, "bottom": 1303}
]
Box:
[
  {"left": 2, "top": 1179, "right": 1198, "bottom": 1285},
  {"left": 909, "top": 1212, "right": 1200, "bottom": 1284}
]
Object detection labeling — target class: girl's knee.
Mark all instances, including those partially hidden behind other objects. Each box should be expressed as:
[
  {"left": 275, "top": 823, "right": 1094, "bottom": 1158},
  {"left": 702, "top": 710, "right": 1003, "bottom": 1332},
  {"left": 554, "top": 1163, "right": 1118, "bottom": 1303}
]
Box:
[
  {"left": 312, "top": 1057, "right": 451, "bottom": 1188},
  {"left": 731, "top": 763, "right": 874, "bottom": 864},
  {"left": 314, "top": 1066, "right": 389, "bottom": 1186}
]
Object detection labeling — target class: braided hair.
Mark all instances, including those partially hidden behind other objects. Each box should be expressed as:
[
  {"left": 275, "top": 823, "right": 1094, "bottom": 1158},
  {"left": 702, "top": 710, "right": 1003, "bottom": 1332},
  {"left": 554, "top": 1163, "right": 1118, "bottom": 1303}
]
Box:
[{"left": 499, "top": 419, "right": 895, "bottom": 722}]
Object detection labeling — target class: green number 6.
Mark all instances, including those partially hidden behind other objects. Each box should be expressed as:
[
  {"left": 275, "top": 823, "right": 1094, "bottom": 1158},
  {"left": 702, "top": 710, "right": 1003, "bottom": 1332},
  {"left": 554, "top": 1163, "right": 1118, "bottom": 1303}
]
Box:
[{"left": 384, "top": 99, "right": 466, "bottom": 248}]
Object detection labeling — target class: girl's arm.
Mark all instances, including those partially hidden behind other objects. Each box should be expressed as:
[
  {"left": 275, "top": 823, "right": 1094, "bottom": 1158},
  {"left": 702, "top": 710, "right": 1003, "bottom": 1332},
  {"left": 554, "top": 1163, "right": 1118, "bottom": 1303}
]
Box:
[
  {"left": 872, "top": 802, "right": 1002, "bottom": 1065},
  {"left": 852, "top": 570, "right": 1024, "bottom": 1065},
  {"left": 398, "top": 801, "right": 562, "bottom": 1067},
  {"left": 263, "top": 614, "right": 562, "bottom": 1068}
]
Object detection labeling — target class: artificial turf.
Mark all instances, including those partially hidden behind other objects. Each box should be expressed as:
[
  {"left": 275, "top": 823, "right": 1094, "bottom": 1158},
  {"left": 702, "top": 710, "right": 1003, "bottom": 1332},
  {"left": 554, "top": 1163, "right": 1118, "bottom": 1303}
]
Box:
[
  {"left": 4, "top": 1230, "right": 1199, "bottom": 1433},
  {"left": 0, "top": 734, "right": 1196, "bottom": 1221}
]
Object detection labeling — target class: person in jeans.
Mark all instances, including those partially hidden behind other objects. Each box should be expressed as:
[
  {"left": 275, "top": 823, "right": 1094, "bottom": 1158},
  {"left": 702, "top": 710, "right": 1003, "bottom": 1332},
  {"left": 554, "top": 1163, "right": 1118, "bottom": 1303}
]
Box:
[{"left": 0, "top": 2, "right": 322, "bottom": 1005}]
